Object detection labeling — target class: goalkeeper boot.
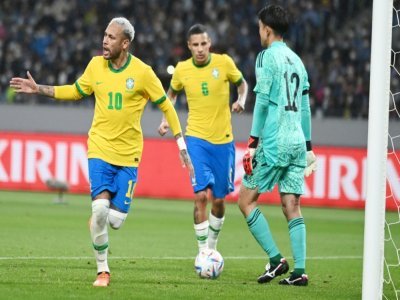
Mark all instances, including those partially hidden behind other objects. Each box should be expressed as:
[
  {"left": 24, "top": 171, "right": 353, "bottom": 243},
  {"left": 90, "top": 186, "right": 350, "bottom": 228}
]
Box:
[
  {"left": 93, "top": 271, "right": 110, "bottom": 287},
  {"left": 257, "top": 258, "right": 289, "bottom": 283},
  {"left": 279, "top": 272, "right": 308, "bottom": 286}
]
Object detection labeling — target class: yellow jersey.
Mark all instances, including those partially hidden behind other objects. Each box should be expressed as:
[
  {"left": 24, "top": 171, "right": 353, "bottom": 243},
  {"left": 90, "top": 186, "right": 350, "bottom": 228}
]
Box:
[
  {"left": 54, "top": 54, "right": 176, "bottom": 167},
  {"left": 170, "top": 53, "right": 243, "bottom": 144}
]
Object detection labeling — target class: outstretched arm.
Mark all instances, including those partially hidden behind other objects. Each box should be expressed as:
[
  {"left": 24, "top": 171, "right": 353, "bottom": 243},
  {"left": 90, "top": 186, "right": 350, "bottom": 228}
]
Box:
[
  {"left": 10, "top": 71, "right": 55, "bottom": 97},
  {"left": 10, "top": 71, "right": 84, "bottom": 100},
  {"left": 232, "top": 78, "right": 248, "bottom": 113}
]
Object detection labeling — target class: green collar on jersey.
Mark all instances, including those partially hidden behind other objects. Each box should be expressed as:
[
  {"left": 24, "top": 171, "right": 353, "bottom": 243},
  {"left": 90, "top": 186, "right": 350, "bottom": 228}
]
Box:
[
  {"left": 192, "top": 54, "right": 211, "bottom": 68},
  {"left": 108, "top": 53, "right": 132, "bottom": 73}
]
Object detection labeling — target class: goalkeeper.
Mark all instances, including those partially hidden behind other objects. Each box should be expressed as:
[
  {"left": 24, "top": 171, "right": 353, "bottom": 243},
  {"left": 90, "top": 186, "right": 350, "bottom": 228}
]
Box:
[{"left": 238, "top": 4, "right": 317, "bottom": 286}]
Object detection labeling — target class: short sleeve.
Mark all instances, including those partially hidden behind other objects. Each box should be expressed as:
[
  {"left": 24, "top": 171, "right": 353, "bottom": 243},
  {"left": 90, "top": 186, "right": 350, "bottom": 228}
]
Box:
[
  {"left": 143, "top": 66, "right": 167, "bottom": 104},
  {"left": 170, "top": 62, "right": 184, "bottom": 93},
  {"left": 224, "top": 54, "right": 243, "bottom": 85},
  {"left": 75, "top": 58, "right": 94, "bottom": 97}
]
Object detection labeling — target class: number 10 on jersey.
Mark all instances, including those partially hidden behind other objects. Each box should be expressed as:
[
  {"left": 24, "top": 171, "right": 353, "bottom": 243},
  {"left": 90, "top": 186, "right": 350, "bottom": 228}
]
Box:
[{"left": 108, "top": 92, "right": 123, "bottom": 110}]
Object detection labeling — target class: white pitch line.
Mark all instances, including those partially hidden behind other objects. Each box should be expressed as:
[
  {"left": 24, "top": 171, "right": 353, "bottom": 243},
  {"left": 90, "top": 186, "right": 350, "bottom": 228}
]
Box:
[{"left": 0, "top": 255, "right": 363, "bottom": 260}]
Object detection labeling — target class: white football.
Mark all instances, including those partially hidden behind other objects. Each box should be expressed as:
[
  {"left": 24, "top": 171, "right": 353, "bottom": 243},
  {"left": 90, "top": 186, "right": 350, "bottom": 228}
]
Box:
[{"left": 194, "top": 248, "right": 224, "bottom": 279}]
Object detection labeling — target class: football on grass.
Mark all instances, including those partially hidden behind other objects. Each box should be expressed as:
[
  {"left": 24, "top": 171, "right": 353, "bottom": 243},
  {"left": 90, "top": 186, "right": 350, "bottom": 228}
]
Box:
[{"left": 194, "top": 248, "right": 224, "bottom": 279}]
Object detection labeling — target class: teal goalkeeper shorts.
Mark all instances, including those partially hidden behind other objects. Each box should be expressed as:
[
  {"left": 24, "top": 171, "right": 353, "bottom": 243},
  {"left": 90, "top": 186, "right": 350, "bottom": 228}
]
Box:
[{"left": 242, "top": 146, "right": 305, "bottom": 195}]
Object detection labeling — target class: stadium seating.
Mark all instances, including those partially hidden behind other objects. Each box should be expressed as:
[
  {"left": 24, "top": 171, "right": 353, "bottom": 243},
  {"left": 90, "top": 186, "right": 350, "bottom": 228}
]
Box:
[{"left": 0, "top": 0, "right": 373, "bottom": 118}]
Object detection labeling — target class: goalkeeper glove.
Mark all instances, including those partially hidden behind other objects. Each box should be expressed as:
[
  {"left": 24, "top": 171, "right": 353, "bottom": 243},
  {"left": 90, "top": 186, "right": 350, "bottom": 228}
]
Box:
[
  {"left": 243, "top": 136, "right": 259, "bottom": 175},
  {"left": 304, "top": 151, "right": 317, "bottom": 177}
]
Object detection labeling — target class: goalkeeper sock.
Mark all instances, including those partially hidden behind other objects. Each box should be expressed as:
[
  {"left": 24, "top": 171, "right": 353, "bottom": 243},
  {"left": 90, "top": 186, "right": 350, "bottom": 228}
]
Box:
[
  {"left": 90, "top": 199, "right": 110, "bottom": 274},
  {"left": 270, "top": 254, "right": 284, "bottom": 266},
  {"left": 288, "top": 217, "right": 306, "bottom": 271},
  {"left": 194, "top": 220, "right": 209, "bottom": 251},
  {"left": 246, "top": 207, "right": 281, "bottom": 259},
  {"left": 208, "top": 213, "right": 225, "bottom": 250}
]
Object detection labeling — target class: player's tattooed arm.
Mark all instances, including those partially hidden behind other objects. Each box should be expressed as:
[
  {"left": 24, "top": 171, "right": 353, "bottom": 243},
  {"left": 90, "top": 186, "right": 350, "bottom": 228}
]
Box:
[
  {"left": 10, "top": 71, "right": 54, "bottom": 97},
  {"left": 38, "top": 85, "right": 55, "bottom": 97}
]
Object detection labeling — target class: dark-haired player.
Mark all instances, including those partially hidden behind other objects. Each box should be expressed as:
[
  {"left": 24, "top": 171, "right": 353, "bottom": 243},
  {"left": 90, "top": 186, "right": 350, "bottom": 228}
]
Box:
[
  {"left": 238, "top": 5, "right": 317, "bottom": 286},
  {"left": 159, "top": 23, "right": 248, "bottom": 254}
]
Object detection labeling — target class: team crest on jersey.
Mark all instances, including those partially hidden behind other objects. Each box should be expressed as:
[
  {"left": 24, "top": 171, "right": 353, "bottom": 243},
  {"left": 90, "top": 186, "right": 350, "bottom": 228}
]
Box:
[
  {"left": 212, "top": 68, "right": 219, "bottom": 79},
  {"left": 126, "top": 78, "right": 135, "bottom": 89}
]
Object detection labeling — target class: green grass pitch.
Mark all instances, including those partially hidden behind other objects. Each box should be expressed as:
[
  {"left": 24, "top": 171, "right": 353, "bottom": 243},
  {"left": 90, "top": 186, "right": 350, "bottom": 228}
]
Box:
[{"left": 0, "top": 190, "right": 396, "bottom": 299}]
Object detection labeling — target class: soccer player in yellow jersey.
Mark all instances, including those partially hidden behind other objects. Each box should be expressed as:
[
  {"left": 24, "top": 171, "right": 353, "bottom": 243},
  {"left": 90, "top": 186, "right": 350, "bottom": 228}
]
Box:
[
  {"left": 10, "top": 17, "right": 194, "bottom": 287},
  {"left": 159, "top": 24, "right": 248, "bottom": 255}
]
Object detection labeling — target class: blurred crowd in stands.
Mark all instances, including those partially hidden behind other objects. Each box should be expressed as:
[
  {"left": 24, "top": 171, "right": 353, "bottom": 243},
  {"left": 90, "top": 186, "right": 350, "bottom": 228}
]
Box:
[{"left": 0, "top": 0, "right": 379, "bottom": 119}]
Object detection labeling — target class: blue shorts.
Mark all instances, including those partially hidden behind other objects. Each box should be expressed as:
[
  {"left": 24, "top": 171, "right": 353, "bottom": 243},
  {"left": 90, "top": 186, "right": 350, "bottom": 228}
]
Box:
[
  {"left": 88, "top": 158, "right": 138, "bottom": 213},
  {"left": 186, "top": 136, "right": 235, "bottom": 198}
]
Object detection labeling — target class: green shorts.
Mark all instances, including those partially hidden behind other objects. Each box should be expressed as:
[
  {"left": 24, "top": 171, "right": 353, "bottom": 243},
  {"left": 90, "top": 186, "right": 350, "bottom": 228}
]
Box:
[{"left": 242, "top": 146, "right": 305, "bottom": 195}]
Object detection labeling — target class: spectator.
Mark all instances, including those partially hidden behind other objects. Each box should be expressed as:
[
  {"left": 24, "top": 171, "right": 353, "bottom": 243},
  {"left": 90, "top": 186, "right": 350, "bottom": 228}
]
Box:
[{"left": 1, "top": 0, "right": 373, "bottom": 118}]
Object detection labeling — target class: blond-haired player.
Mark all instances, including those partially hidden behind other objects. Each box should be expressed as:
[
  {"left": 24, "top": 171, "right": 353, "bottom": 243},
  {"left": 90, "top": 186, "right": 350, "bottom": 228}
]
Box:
[{"left": 10, "top": 17, "right": 194, "bottom": 287}]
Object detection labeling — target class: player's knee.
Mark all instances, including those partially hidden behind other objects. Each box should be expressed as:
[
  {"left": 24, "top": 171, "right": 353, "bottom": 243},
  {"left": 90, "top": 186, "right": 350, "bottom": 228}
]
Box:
[
  {"left": 237, "top": 190, "right": 246, "bottom": 210},
  {"left": 238, "top": 200, "right": 249, "bottom": 216},
  {"left": 92, "top": 199, "right": 110, "bottom": 224},
  {"left": 281, "top": 193, "right": 301, "bottom": 220},
  {"left": 237, "top": 185, "right": 257, "bottom": 217},
  {"left": 195, "top": 191, "right": 208, "bottom": 205},
  {"left": 212, "top": 198, "right": 224, "bottom": 209},
  {"left": 211, "top": 198, "right": 225, "bottom": 217},
  {"left": 108, "top": 209, "right": 127, "bottom": 230}
]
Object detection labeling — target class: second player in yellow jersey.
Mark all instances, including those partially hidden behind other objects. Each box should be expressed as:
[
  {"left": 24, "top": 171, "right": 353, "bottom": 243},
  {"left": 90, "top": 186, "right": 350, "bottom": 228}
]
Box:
[
  {"left": 170, "top": 53, "right": 243, "bottom": 144},
  {"left": 159, "top": 24, "right": 248, "bottom": 257}
]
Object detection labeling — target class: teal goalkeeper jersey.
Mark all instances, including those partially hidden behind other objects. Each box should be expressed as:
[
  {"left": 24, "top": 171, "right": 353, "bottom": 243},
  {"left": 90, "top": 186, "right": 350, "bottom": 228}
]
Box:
[{"left": 253, "top": 41, "right": 311, "bottom": 167}]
